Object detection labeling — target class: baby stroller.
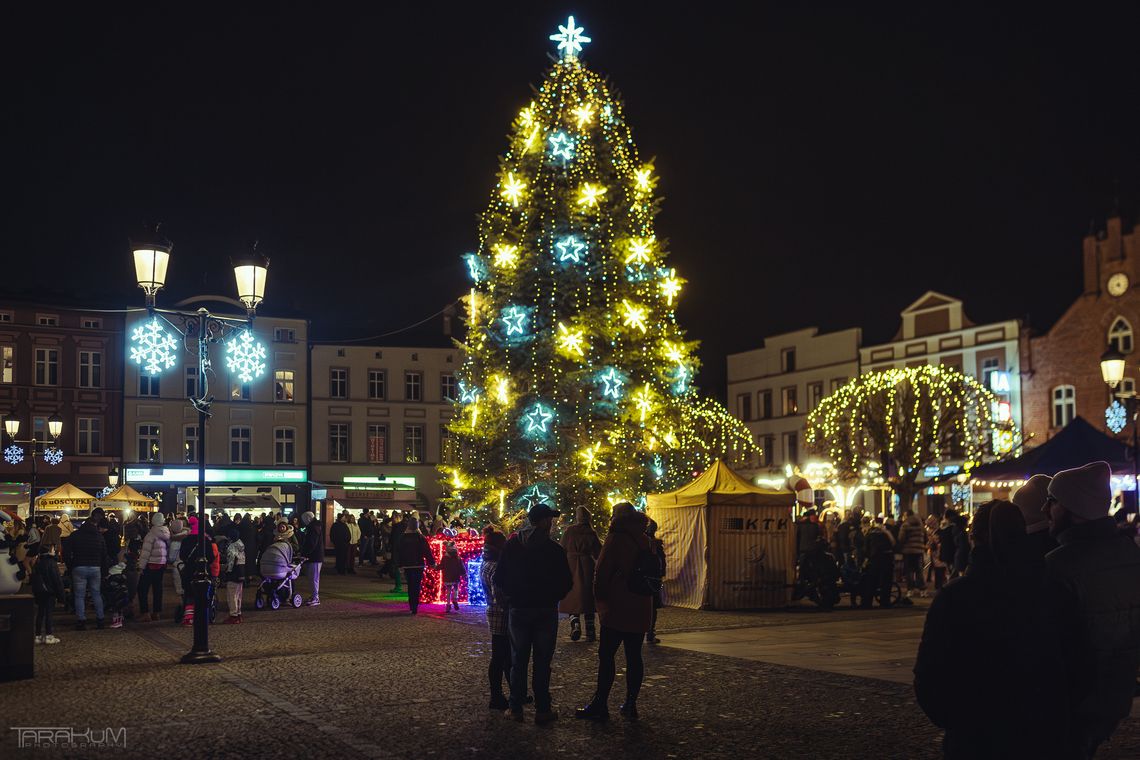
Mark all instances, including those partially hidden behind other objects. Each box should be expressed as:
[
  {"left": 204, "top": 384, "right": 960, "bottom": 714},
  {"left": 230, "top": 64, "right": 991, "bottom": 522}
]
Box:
[
  {"left": 255, "top": 559, "right": 304, "bottom": 610},
  {"left": 103, "top": 565, "right": 130, "bottom": 628}
]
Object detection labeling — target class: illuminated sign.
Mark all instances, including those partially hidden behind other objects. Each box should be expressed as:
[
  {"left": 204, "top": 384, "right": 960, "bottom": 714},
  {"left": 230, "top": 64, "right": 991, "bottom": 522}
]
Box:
[
  {"left": 311, "top": 489, "right": 328, "bottom": 500},
  {"left": 995, "top": 401, "right": 1012, "bottom": 423},
  {"left": 923, "top": 466, "right": 942, "bottom": 478},
  {"left": 992, "top": 429, "right": 1015, "bottom": 455},
  {"left": 989, "top": 371, "right": 1011, "bottom": 394},
  {"left": 342, "top": 475, "right": 416, "bottom": 490},
  {"left": 125, "top": 467, "right": 307, "bottom": 484}
]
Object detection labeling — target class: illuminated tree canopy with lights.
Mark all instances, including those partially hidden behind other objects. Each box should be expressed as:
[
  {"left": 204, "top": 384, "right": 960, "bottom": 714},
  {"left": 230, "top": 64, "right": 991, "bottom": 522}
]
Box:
[
  {"left": 443, "top": 17, "right": 758, "bottom": 524},
  {"left": 805, "top": 365, "right": 1019, "bottom": 509}
]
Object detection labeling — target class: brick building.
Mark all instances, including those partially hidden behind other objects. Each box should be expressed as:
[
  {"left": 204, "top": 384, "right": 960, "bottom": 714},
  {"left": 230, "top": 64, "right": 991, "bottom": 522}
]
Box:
[{"left": 1022, "top": 215, "right": 1140, "bottom": 445}]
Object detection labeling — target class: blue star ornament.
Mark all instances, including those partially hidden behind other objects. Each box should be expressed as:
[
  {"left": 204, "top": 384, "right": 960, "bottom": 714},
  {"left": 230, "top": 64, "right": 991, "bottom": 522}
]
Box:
[
  {"left": 600, "top": 368, "right": 624, "bottom": 399},
  {"left": 525, "top": 403, "right": 554, "bottom": 434},
  {"left": 554, "top": 235, "right": 587, "bottom": 263},
  {"left": 458, "top": 381, "right": 480, "bottom": 405},
  {"left": 501, "top": 306, "right": 528, "bottom": 336},
  {"left": 548, "top": 131, "right": 575, "bottom": 162},
  {"left": 518, "top": 484, "right": 553, "bottom": 510},
  {"left": 550, "top": 15, "right": 591, "bottom": 59}
]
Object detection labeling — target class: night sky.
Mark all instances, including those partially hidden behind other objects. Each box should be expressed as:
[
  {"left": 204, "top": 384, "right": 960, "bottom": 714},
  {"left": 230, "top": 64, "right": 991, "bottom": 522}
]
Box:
[{"left": 4, "top": 3, "right": 1139, "bottom": 398}]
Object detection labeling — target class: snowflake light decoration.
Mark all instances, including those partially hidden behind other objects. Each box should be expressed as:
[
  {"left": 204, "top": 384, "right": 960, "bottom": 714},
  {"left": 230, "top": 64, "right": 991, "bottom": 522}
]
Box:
[
  {"left": 43, "top": 447, "right": 63, "bottom": 466},
  {"left": 1106, "top": 400, "right": 1128, "bottom": 434},
  {"left": 225, "top": 329, "right": 268, "bottom": 384},
  {"left": 130, "top": 317, "right": 179, "bottom": 376},
  {"left": 3, "top": 444, "right": 24, "bottom": 465}
]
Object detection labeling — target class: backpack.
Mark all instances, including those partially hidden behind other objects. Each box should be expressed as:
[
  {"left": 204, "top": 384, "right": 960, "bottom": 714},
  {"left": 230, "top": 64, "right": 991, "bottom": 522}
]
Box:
[{"left": 626, "top": 537, "right": 664, "bottom": 597}]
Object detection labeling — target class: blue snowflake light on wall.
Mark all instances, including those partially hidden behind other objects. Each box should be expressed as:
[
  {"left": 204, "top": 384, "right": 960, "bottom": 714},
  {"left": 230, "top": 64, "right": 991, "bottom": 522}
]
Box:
[
  {"left": 225, "top": 329, "right": 268, "bottom": 383},
  {"left": 3, "top": 445, "right": 24, "bottom": 465},
  {"left": 43, "top": 447, "right": 63, "bottom": 466},
  {"left": 1106, "top": 400, "right": 1128, "bottom": 434},
  {"left": 129, "top": 318, "right": 179, "bottom": 375}
]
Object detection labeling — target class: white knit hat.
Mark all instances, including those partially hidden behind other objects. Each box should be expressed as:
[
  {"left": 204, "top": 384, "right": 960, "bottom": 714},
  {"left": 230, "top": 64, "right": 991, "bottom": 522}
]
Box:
[
  {"left": 1047, "top": 462, "right": 1112, "bottom": 521},
  {"left": 1011, "top": 474, "right": 1051, "bottom": 534}
]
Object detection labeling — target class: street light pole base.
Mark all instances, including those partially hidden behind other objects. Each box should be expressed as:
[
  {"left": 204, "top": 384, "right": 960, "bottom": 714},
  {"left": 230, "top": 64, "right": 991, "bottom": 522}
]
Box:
[{"left": 180, "top": 649, "right": 223, "bottom": 665}]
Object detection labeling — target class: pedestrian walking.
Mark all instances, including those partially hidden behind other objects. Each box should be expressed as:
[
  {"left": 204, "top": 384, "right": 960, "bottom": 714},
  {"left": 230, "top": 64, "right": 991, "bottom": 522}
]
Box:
[
  {"left": 346, "top": 513, "right": 360, "bottom": 573},
  {"left": 480, "top": 528, "right": 513, "bottom": 710},
  {"left": 646, "top": 518, "right": 666, "bottom": 645},
  {"left": 137, "top": 512, "right": 170, "bottom": 621},
  {"left": 31, "top": 541, "right": 65, "bottom": 644},
  {"left": 223, "top": 527, "right": 245, "bottom": 623},
  {"left": 66, "top": 507, "right": 109, "bottom": 630},
  {"left": 298, "top": 510, "right": 324, "bottom": 605},
  {"left": 577, "top": 502, "right": 654, "bottom": 722},
  {"left": 559, "top": 505, "right": 601, "bottom": 642},
  {"left": 1043, "top": 461, "right": 1140, "bottom": 757},
  {"left": 494, "top": 502, "right": 572, "bottom": 724},
  {"left": 441, "top": 541, "right": 464, "bottom": 612},
  {"left": 396, "top": 516, "right": 434, "bottom": 614},
  {"left": 330, "top": 513, "right": 350, "bottom": 575},
  {"left": 897, "top": 509, "right": 926, "bottom": 595}
]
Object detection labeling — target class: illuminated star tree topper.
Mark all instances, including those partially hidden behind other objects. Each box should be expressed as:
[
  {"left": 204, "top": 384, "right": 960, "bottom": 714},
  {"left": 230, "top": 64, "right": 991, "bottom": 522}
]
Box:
[{"left": 549, "top": 15, "right": 591, "bottom": 59}]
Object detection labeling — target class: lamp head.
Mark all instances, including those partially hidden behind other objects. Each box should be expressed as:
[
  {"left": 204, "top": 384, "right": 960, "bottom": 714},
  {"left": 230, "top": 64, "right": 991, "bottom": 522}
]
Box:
[
  {"left": 232, "top": 246, "right": 269, "bottom": 317},
  {"left": 131, "top": 227, "right": 173, "bottom": 304},
  {"left": 3, "top": 415, "right": 18, "bottom": 438},
  {"left": 47, "top": 413, "right": 63, "bottom": 440},
  {"left": 108, "top": 466, "right": 120, "bottom": 488},
  {"left": 1100, "top": 345, "right": 1127, "bottom": 389}
]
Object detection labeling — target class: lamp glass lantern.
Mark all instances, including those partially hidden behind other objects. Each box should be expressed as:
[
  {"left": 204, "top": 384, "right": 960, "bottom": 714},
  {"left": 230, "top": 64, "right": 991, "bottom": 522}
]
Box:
[
  {"left": 4, "top": 415, "right": 19, "bottom": 439},
  {"left": 108, "top": 467, "right": 120, "bottom": 488},
  {"left": 47, "top": 413, "right": 63, "bottom": 440},
  {"left": 1100, "top": 346, "right": 1127, "bottom": 389},
  {"left": 233, "top": 254, "right": 269, "bottom": 315},
  {"left": 133, "top": 242, "right": 172, "bottom": 297}
]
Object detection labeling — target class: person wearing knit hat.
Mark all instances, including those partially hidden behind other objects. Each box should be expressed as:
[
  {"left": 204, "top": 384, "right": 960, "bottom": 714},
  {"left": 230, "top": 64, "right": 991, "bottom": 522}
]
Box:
[
  {"left": 1011, "top": 474, "right": 1057, "bottom": 559},
  {"left": 297, "top": 511, "right": 324, "bottom": 606},
  {"left": 1043, "top": 461, "right": 1140, "bottom": 756}
]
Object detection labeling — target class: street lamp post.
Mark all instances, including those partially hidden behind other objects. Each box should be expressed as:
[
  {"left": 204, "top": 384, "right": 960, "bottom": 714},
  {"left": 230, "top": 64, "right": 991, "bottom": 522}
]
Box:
[
  {"left": 1100, "top": 345, "right": 1140, "bottom": 498},
  {"left": 129, "top": 230, "right": 269, "bottom": 665},
  {"left": 3, "top": 413, "right": 63, "bottom": 522}
]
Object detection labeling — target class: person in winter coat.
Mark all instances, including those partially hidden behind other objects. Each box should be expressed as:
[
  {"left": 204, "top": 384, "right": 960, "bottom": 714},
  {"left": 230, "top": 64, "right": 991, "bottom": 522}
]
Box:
[
  {"left": 646, "top": 518, "right": 666, "bottom": 645},
  {"left": 494, "top": 503, "right": 572, "bottom": 724},
  {"left": 358, "top": 510, "right": 377, "bottom": 566},
  {"left": 577, "top": 502, "right": 654, "bottom": 722},
  {"left": 222, "top": 527, "right": 245, "bottom": 623},
  {"left": 388, "top": 513, "right": 407, "bottom": 590},
  {"left": 66, "top": 508, "right": 109, "bottom": 630},
  {"left": 346, "top": 513, "right": 361, "bottom": 574},
  {"left": 179, "top": 516, "right": 221, "bottom": 625},
  {"left": 559, "top": 505, "right": 602, "bottom": 642},
  {"left": 1043, "top": 462, "right": 1140, "bottom": 757},
  {"left": 167, "top": 513, "right": 190, "bottom": 597},
  {"left": 396, "top": 516, "right": 435, "bottom": 614},
  {"left": 330, "top": 513, "right": 350, "bottom": 575},
  {"left": 948, "top": 510, "right": 969, "bottom": 577},
  {"left": 897, "top": 510, "right": 926, "bottom": 595},
  {"left": 914, "top": 500, "right": 1067, "bottom": 758},
  {"left": 441, "top": 541, "right": 465, "bottom": 612},
  {"left": 860, "top": 517, "right": 895, "bottom": 608},
  {"left": 795, "top": 508, "right": 823, "bottom": 562},
  {"left": 297, "top": 511, "right": 324, "bottom": 605},
  {"left": 480, "top": 528, "right": 512, "bottom": 709},
  {"left": 122, "top": 524, "right": 143, "bottom": 620},
  {"left": 137, "top": 512, "right": 170, "bottom": 621},
  {"left": 31, "top": 541, "right": 66, "bottom": 644},
  {"left": 1011, "top": 474, "right": 1057, "bottom": 562},
  {"left": 937, "top": 512, "right": 958, "bottom": 576},
  {"left": 41, "top": 516, "right": 63, "bottom": 559}
]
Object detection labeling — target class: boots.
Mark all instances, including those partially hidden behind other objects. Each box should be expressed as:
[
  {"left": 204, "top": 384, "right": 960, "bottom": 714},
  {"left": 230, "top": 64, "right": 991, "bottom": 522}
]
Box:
[
  {"left": 585, "top": 619, "right": 596, "bottom": 642},
  {"left": 575, "top": 696, "right": 609, "bottom": 722},
  {"left": 570, "top": 616, "right": 581, "bottom": 641},
  {"left": 619, "top": 698, "right": 639, "bottom": 720}
]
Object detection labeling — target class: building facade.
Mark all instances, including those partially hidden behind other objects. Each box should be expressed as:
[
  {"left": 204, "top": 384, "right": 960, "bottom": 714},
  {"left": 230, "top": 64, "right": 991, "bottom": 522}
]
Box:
[
  {"left": 726, "top": 327, "right": 862, "bottom": 477},
  {"left": 309, "top": 342, "right": 459, "bottom": 513},
  {"left": 121, "top": 302, "right": 310, "bottom": 514},
  {"left": 1022, "top": 215, "right": 1140, "bottom": 445},
  {"left": 0, "top": 302, "right": 124, "bottom": 508}
]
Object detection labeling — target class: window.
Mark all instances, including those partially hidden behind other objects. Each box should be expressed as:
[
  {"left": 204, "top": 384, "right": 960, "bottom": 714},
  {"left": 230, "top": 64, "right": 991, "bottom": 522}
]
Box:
[
  {"left": 782, "top": 386, "right": 798, "bottom": 416},
  {"left": 35, "top": 348, "right": 59, "bottom": 385},
  {"left": 367, "top": 424, "right": 388, "bottom": 464},
  {"left": 274, "top": 427, "right": 296, "bottom": 465},
  {"left": 1122, "top": 378, "right": 1137, "bottom": 397},
  {"left": 81, "top": 317, "right": 101, "bottom": 329},
  {"left": 404, "top": 424, "right": 424, "bottom": 463},
  {"left": 368, "top": 369, "right": 386, "bottom": 400},
  {"left": 0, "top": 312, "right": 11, "bottom": 322},
  {"left": 229, "top": 380, "right": 251, "bottom": 401},
  {"left": 808, "top": 382, "right": 824, "bottom": 411},
  {"left": 441, "top": 425, "right": 459, "bottom": 465},
  {"left": 32, "top": 417, "right": 50, "bottom": 445},
  {"left": 138, "top": 424, "right": 161, "bottom": 463},
  {"left": 185, "top": 366, "right": 199, "bottom": 399},
  {"left": 37, "top": 315, "right": 58, "bottom": 327},
  {"left": 981, "top": 357, "right": 1001, "bottom": 389},
  {"left": 441, "top": 373, "right": 457, "bottom": 402},
  {"left": 183, "top": 425, "right": 198, "bottom": 464},
  {"left": 758, "top": 390, "right": 772, "bottom": 420},
  {"left": 760, "top": 435, "right": 775, "bottom": 467},
  {"left": 139, "top": 374, "right": 160, "bottom": 397},
  {"left": 273, "top": 327, "right": 296, "bottom": 343},
  {"left": 274, "top": 370, "right": 294, "bottom": 403},
  {"left": 1, "top": 346, "right": 12, "bottom": 383},
  {"left": 781, "top": 348, "right": 796, "bottom": 373},
  {"left": 831, "top": 377, "right": 846, "bottom": 392},
  {"left": 330, "top": 368, "right": 348, "bottom": 398},
  {"left": 229, "top": 427, "right": 251, "bottom": 464},
  {"left": 78, "top": 351, "right": 102, "bottom": 388},
  {"left": 784, "top": 431, "right": 799, "bottom": 465},
  {"left": 1052, "top": 385, "right": 1076, "bottom": 428},
  {"left": 77, "top": 417, "right": 102, "bottom": 455},
  {"left": 736, "top": 393, "right": 752, "bottom": 421},
  {"left": 329, "top": 423, "right": 349, "bottom": 463},
  {"left": 405, "top": 371, "right": 423, "bottom": 401},
  {"left": 1109, "top": 317, "right": 1133, "bottom": 354}
]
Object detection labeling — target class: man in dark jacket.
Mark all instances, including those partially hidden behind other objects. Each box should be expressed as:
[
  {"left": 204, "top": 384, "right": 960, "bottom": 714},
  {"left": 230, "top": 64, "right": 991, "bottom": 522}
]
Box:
[
  {"left": 859, "top": 517, "right": 894, "bottom": 608},
  {"left": 494, "top": 503, "right": 573, "bottom": 724},
  {"left": 794, "top": 509, "right": 822, "bottom": 562},
  {"left": 395, "top": 515, "right": 434, "bottom": 613},
  {"left": 1044, "top": 461, "right": 1140, "bottom": 757},
  {"left": 298, "top": 511, "right": 325, "bottom": 605},
  {"left": 66, "top": 507, "right": 109, "bottom": 629},
  {"left": 330, "top": 513, "right": 350, "bottom": 575},
  {"left": 388, "top": 512, "right": 407, "bottom": 590},
  {"left": 358, "top": 510, "right": 376, "bottom": 566}
]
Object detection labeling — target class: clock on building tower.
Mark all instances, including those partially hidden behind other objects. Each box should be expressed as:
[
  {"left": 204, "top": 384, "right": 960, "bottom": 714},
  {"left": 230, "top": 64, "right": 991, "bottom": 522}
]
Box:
[{"left": 1108, "top": 272, "right": 1129, "bottom": 297}]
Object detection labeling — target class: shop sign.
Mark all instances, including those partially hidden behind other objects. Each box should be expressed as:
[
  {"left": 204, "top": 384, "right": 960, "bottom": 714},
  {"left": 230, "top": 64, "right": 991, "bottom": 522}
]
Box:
[
  {"left": 989, "top": 371, "right": 1011, "bottom": 393},
  {"left": 125, "top": 467, "right": 307, "bottom": 484}
]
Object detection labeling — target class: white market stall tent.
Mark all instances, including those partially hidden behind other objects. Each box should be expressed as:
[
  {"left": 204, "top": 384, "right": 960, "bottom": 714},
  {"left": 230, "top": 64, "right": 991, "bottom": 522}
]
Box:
[{"left": 647, "top": 460, "right": 796, "bottom": 610}]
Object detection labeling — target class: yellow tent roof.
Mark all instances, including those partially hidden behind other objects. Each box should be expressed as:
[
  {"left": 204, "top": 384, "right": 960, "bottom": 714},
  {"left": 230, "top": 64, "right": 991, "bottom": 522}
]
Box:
[
  {"left": 102, "top": 485, "right": 158, "bottom": 510},
  {"left": 35, "top": 483, "right": 97, "bottom": 510},
  {"left": 647, "top": 460, "right": 796, "bottom": 509}
]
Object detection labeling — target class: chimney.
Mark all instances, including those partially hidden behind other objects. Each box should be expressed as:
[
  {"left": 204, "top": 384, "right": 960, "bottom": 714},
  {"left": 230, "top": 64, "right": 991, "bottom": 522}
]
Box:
[{"left": 1082, "top": 223, "right": 1099, "bottom": 295}]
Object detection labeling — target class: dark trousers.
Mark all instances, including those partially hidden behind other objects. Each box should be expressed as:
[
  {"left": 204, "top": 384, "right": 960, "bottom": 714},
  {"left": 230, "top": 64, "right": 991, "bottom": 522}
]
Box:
[
  {"left": 508, "top": 606, "right": 558, "bottom": 712},
  {"left": 902, "top": 553, "right": 924, "bottom": 590},
  {"left": 405, "top": 568, "right": 424, "bottom": 613},
  {"left": 125, "top": 569, "right": 139, "bottom": 615},
  {"left": 596, "top": 625, "right": 645, "bottom": 704},
  {"left": 334, "top": 545, "right": 348, "bottom": 574},
  {"left": 34, "top": 593, "right": 55, "bottom": 635},
  {"left": 489, "top": 632, "right": 512, "bottom": 698},
  {"left": 137, "top": 567, "right": 165, "bottom": 614},
  {"left": 348, "top": 545, "right": 357, "bottom": 573},
  {"left": 860, "top": 558, "right": 893, "bottom": 607}
]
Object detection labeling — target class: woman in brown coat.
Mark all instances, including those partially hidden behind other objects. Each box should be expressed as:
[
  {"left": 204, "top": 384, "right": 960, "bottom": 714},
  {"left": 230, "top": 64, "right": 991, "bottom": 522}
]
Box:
[
  {"left": 577, "top": 502, "right": 653, "bottom": 722},
  {"left": 559, "top": 505, "right": 602, "bottom": 641}
]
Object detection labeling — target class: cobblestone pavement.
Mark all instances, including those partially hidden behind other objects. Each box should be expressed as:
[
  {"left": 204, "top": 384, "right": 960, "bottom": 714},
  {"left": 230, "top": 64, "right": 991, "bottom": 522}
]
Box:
[{"left": 4, "top": 568, "right": 1138, "bottom": 759}]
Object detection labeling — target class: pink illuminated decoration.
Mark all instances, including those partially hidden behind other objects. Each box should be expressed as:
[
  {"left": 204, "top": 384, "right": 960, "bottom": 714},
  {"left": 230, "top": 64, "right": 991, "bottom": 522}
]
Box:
[{"left": 419, "top": 534, "right": 487, "bottom": 606}]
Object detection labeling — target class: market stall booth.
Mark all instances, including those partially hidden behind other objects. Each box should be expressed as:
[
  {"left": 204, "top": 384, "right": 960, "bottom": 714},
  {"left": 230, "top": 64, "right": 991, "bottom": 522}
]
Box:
[
  {"left": 647, "top": 460, "right": 796, "bottom": 610},
  {"left": 94, "top": 484, "right": 159, "bottom": 515},
  {"left": 34, "top": 483, "right": 96, "bottom": 516}
]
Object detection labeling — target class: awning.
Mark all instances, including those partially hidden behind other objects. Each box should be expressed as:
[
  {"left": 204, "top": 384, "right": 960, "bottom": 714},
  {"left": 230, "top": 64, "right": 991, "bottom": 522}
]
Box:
[
  {"left": 970, "top": 416, "right": 1133, "bottom": 481},
  {"left": 35, "top": 483, "right": 96, "bottom": 511},
  {"left": 204, "top": 495, "right": 281, "bottom": 512},
  {"left": 98, "top": 484, "right": 159, "bottom": 511},
  {"left": 647, "top": 460, "right": 796, "bottom": 509}
]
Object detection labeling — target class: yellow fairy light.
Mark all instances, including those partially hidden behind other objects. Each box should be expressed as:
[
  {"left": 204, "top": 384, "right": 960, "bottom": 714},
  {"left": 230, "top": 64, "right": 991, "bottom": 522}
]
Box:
[
  {"left": 633, "top": 384, "right": 654, "bottom": 422},
  {"left": 624, "top": 236, "right": 655, "bottom": 266},
  {"left": 518, "top": 105, "right": 535, "bottom": 127},
  {"left": 522, "top": 125, "right": 542, "bottom": 154},
  {"left": 494, "top": 375, "right": 510, "bottom": 404},
  {"left": 501, "top": 172, "right": 526, "bottom": 207},
  {"left": 557, "top": 322, "right": 586, "bottom": 357},
  {"left": 663, "top": 429, "right": 679, "bottom": 448},
  {"left": 634, "top": 166, "right": 653, "bottom": 192},
  {"left": 660, "top": 269, "right": 683, "bottom": 305},
  {"left": 468, "top": 288, "right": 478, "bottom": 326},
  {"left": 579, "top": 442, "right": 602, "bottom": 476},
  {"left": 577, "top": 183, "right": 607, "bottom": 208},
  {"left": 451, "top": 469, "right": 466, "bottom": 489},
  {"left": 492, "top": 243, "right": 519, "bottom": 268},
  {"left": 620, "top": 299, "right": 647, "bottom": 332},
  {"left": 662, "top": 341, "right": 684, "bottom": 365},
  {"left": 572, "top": 103, "right": 594, "bottom": 128}
]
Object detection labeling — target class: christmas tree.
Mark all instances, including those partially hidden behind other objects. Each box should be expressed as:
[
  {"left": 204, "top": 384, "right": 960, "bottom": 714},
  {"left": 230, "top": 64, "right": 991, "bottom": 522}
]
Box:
[{"left": 444, "top": 17, "right": 757, "bottom": 525}]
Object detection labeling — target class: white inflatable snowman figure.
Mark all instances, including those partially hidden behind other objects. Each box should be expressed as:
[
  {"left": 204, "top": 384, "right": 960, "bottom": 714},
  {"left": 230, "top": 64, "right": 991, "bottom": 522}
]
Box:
[{"left": 0, "top": 513, "right": 24, "bottom": 594}]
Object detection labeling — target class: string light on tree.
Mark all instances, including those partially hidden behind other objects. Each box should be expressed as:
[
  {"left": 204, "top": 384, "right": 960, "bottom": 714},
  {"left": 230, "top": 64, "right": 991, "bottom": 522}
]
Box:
[
  {"left": 659, "top": 270, "right": 683, "bottom": 305},
  {"left": 577, "top": 183, "right": 607, "bottom": 208},
  {"left": 501, "top": 172, "right": 526, "bottom": 206},
  {"left": 548, "top": 132, "right": 576, "bottom": 162},
  {"left": 492, "top": 244, "right": 519, "bottom": 269},
  {"left": 620, "top": 299, "right": 648, "bottom": 332},
  {"left": 556, "top": 322, "right": 587, "bottom": 357},
  {"left": 554, "top": 235, "right": 587, "bottom": 264},
  {"left": 572, "top": 103, "right": 594, "bottom": 128},
  {"left": 130, "top": 317, "right": 179, "bottom": 375},
  {"left": 625, "top": 236, "right": 655, "bottom": 266},
  {"left": 599, "top": 367, "right": 625, "bottom": 400}
]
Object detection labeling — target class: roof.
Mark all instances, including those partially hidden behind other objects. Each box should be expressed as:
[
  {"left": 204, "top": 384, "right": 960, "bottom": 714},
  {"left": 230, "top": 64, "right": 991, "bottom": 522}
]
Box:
[
  {"left": 647, "top": 460, "right": 796, "bottom": 509},
  {"left": 36, "top": 483, "right": 96, "bottom": 509},
  {"left": 100, "top": 485, "right": 158, "bottom": 509},
  {"left": 970, "top": 416, "right": 1133, "bottom": 480}
]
